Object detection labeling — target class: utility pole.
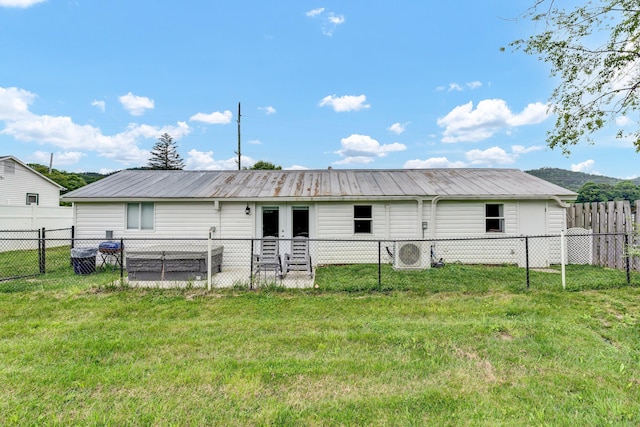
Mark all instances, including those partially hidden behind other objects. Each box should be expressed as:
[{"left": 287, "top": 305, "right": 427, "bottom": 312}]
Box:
[{"left": 236, "top": 102, "right": 241, "bottom": 170}]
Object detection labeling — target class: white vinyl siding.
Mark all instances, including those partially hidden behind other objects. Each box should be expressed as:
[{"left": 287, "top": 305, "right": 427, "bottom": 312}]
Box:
[
  {"left": 434, "top": 201, "right": 519, "bottom": 238},
  {"left": 0, "top": 159, "right": 60, "bottom": 207},
  {"left": 74, "top": 202, "right": 219, "bottom": 239},
  {"left": 315, "top": 201, "right": 422, "bottom": 264},
  {"left": 218, "top": 202, "right": 253, "bottom": 239},
  {"left": 389, "top": 201, "right": 421, "bottom": 239}
]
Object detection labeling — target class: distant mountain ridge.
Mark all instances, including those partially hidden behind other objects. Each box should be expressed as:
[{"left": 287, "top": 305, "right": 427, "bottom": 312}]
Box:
[{"left": 525, "top": 167, "right": 640, "bottom": 192}]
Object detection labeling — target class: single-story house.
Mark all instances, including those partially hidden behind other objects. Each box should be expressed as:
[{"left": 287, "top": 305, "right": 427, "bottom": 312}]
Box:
[
  {"left": 0, "top": 155, "right": 64, "bottom": 207},
  {"left": 0, "top": 156, "right": 72, "bottom": 234},
  {"left": 62, "top": 168, "right": 576, "bottom": 269}
]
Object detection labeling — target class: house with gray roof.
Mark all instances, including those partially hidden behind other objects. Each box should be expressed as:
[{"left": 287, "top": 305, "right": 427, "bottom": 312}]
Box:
[{"left": 62, "top": 168, "right": 576, "bottom": 269}]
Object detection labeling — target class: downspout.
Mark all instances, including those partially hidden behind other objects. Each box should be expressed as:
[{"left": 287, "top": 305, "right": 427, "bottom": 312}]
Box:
[
  {"left": 385, "top": 204, "right": 390, "bottom": 240},
  {"left": 551, "top": 196, "right": 570, "bottom": 208},
  {"left": 430, "top": 196, "right": 441, "bottom": 240},
  {"left": 416, "top": 199, "right": 423, "bottom": 238}
]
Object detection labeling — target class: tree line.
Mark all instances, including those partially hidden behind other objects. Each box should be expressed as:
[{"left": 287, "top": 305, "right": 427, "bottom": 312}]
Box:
[{"left": 576, "top": 181, "right": 640, "bottom": 204}]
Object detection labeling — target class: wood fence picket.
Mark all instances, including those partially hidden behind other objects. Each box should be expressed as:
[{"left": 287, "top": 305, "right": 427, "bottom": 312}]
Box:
[{"left": 566, "top": 200, "right": 638, "bottom": 271}]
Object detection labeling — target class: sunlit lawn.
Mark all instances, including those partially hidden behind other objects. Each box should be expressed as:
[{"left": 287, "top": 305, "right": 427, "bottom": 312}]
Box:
[{"left": 1, "top": 262, "right": 640, "bottom": 425}]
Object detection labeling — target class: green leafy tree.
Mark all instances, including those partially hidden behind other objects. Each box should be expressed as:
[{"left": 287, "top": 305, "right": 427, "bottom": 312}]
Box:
[
  {"left": 248, "top": 160, "right": 282, "bottom": 170},
  {"left": 511, "top": 1, "right": 640, "bottom": 153},
  {"left": 148, "top": 133, "right": 185, "bottom": 170},
  {"left": 612, "top": 180, "right": 640, "bottom": 202},
  {"left": 576, "top": 181, "right": 615, "bottom": 203}
]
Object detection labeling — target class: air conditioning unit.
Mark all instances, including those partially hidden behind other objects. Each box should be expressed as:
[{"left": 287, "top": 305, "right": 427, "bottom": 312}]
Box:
[{"left": 393, "top": 241, "right": 430, "bottom": 270}]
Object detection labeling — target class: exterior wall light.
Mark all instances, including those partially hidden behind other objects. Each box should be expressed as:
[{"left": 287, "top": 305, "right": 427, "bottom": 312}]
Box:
[{"left": 245, "top": 204, "right": 251, "bottom": 215}]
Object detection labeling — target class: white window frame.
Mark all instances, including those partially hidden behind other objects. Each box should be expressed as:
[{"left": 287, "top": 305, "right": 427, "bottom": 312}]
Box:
[
  {"left": 26, "top": 193, "right": 39, "bottom": 205},
  {"left": 126, "top": 202, "right": 155, "bottom": 231},
  {"left": 354, "top": 205, "right": 373, "bottom": 234},
  {"left": 485, "top": 203, "right": 504, "bottom": 233}
]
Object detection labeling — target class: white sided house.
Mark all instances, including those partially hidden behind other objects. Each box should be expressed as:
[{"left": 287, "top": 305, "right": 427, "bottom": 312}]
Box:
[
  {"left": 61, "top": 168, "right": 577, "bottom": 268},
  {"left": 0, "top": 155, "right": 72, "bottom": 231}
]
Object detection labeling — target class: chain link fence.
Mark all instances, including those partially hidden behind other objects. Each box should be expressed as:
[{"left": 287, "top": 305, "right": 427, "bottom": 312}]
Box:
[{"left": 1, "top": 232, "right": 639, "bottom": 292}]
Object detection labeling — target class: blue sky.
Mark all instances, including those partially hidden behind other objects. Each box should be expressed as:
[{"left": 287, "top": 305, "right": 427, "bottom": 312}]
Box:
[{"left": 0, "top": 0, "right": 637, "bottom": 178}]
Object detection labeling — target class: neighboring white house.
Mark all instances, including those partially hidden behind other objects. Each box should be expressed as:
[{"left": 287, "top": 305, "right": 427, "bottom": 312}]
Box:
[
  {"left": 61, "top": 168, "right": 577, "bottom": 268},
  {"left": 0, "top": 155, "right": 73, "bottom": 232},
  {"left": 0, "top": 155, "right": 64, "bottom": 207}
]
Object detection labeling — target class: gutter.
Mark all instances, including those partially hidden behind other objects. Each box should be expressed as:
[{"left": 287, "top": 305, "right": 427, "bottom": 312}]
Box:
[{"left": 61, "top": 194, "right": 576, "bottom": 204}]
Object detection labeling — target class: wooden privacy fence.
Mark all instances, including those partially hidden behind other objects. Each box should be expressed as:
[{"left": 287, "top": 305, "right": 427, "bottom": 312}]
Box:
[{"left": 566, "top": 200, "right": 640, "bottom": 271}]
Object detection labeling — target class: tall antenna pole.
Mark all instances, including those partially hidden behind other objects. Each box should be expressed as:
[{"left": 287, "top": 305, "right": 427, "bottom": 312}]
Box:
[{"left": 237, "top": 102, "right": 241, "bottom": 170}]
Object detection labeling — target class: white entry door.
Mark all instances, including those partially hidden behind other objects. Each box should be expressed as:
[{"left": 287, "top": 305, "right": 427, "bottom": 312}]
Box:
[{"left": 518, "top": 201, "right": 549, "bottom": 267}]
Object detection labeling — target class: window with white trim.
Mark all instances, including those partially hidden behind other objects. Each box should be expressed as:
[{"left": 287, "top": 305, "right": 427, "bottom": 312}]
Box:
[
  {"left": 26, "top": 193, "right": 39, "bottom": 205},
  {"left": 127, "top": 202, "right": 154, "bottom": 230},
  {"left": 354, "top": 205, "right": 372, "bottom": 234},
  {"left": 485, "top": 204, "right": 504, "bottom": 233}
]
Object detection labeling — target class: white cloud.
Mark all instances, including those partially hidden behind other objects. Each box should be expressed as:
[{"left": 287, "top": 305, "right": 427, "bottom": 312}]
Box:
[
  {"left": 185, "top": 149, "right": 255, "bottom": 170},
  {"left": 248, "top": 139, "right": 262, "bottom": 145},
  {"left": 506, "top": 102, "right": 548, "bottom": 126},
  {"left": 388, "top": 122, "right": 409, "bottom": 135},
  {"left": 118, "top": 92, "right": 154, "bottom": 116},
  {"left": 465, "top": 146, "right": 515, "bottom": 165},
  {"left": 0, "top": 86, "right": 192, "bottom": 166},
  {"left": 189, "top": 110, "right": 233, "bottom": 124},
  {"left": 33, "top": 150, "right": 85, "bottom": 166},
  {"left": 571, "top": 159, "right": 595, "bottom": 173},
  {"left": 0, "top": 86, "right": 35, "bottom": 120},
  {"left": 306, "top": 7, "right": 344, "bottom": 36},
  {"left": 404, "top": 157, "right": 467, "bottom": 169},
  {"left": 437, "top": 99, "right": 549, "bottom": 143},
  {"left": 286, "top": 164, "right": 309, "bottom": 170},
  {"left": 511, "top": 144, "right": 544, "bottom": 155},
  {"left": 91, "top": 100, "right": 105, "bottom": 112},
  {"left": 405, "top": 144, "right": 542, "bottom": 169},
  {"left": 436, "top": 81, "right": 483, "bottom": 92},
  {"left": 319, "top": 94, "right": 370, "bottom": 112},
  {"left": 328, "top": 13, "right": 345, "bottom": 25},
  {"left": 334, "top": 134, "right": 406, "bottom": 164},
  {"left": 259, "top": 106, "right": 276, "bottom": 115},
  {"left": 616, "top": 115, "right": 632, "bottom": 126},
  {"left": 306, "top": 7, "right": 324, "bottom": 17},
  {"left": 0, "top": 0, "right": 45, "bottom": 7}
]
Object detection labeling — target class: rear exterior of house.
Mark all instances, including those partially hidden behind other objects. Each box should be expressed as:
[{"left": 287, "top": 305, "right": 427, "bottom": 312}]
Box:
[{"left": 62, "top": 168, "right": 577, "bottom": 268}]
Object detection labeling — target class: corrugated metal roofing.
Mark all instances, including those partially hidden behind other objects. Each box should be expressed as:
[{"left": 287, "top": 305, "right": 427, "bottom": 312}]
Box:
[{"left": 61, "top": 168, "right": 577, "bottom": 201}]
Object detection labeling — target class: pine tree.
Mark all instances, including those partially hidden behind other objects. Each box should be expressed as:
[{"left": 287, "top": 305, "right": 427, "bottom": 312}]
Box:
[{"left": 148, "top": 133, "right": 185, "bottom": 170}]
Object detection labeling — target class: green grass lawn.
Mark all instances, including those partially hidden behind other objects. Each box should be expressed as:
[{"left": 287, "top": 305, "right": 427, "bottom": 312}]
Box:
[{"left": 1, "top": 270, "right": 640, "bottom": 425}]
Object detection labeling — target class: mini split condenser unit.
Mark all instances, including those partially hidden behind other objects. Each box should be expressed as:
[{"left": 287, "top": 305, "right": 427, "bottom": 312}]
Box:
[{"left": 393, "top": 241, "right": 430, "bottom": 270}]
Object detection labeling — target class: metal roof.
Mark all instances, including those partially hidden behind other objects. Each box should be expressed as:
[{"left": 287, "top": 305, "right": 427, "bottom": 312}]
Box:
[{"left": 61, "top": 168, "right": 577, "bottom": 201}]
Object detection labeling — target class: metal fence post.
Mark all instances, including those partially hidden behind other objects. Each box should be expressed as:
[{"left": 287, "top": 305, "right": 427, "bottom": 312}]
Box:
[
  {"left": 560, "top": 230, "right": 566, "bottom": 290},
  {"left": 71, "top": 225, "right": 75, "bottom": 249},
  {"left": 378, "top": 241, "right": 382, "bottom": 287},
  {"left": 39, "top": 227, "right": 46, "bottom": 274},
  {"left": 249, "top": 239, "right": 255, "bottom": 289},
  {"left": 525, "top": 236, "right": 530, "bottom": 290},
  {"left": 625, "top": 233, "right": 631, "bottom": 286},
  {"left": 120, "top": 238, "right": 125, "bottom": 281}
]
